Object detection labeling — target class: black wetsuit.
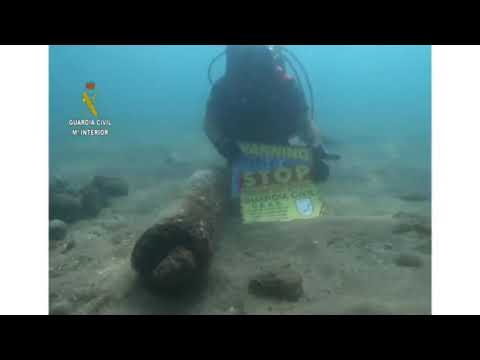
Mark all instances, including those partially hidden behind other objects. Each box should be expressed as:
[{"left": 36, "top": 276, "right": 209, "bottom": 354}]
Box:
[
  {"left": 205, "top": 74, "right": 311, "bottom": 151},
  {"left": 203, "top": 45, "right": 332, "bottom": 183}
]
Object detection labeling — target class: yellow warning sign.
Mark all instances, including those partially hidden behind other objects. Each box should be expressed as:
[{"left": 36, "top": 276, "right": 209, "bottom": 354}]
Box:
[
  {"left": 232, "top": 142, "right": 326, "bottom": 224},
  {"left": 240, "top": 182, "right": 325, "bottom": 224}
]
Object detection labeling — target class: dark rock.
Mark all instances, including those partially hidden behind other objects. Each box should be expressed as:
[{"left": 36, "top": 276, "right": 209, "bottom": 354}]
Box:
[
  {"left": 91, "top": 176, "right": 128, "bottom": 197},
  {"left": 50, "top": 176, "right": 67, "bottom": 193},
  {"left": 249, "top": 266, "right": 303, "bottom": 301},
  {"left": 393, "top": 212, "right": 428, "bottom": 221},
  {"left": 392, "top": 222, "right": 431, "bottom": 236},
  {"left": 392, "top": 212, "right": 431, "bottom": 237},
  {"left": 397, "top": 193, "right": 430, "bottom": 202},
  {"left": 392, "top": 211, "right": 415, "bottom": 220},
  {"left": 49, "top": 193, "right": 83, "bottom": 222},
  {"left": 50, "top": 177, "right": 67, "bottom": 194},
  {"left": 415, "top": 242, "right": 431, "bottom": 255},
  {"left": 61, "top": 239, "right": 76, "bottom": 254},
  {"left": 49, "top": 219, "right": 68, "bottom": 241},
  {"left": 413, "top": 223, "right": 431, "bottom": 236},
  {"left": 394, "top": 253, "right": 424, "bottom": 268},
  {"left": 231, "top": 300, "right": 246, "bottom": 315},
  {"left": 50, "top": 175, "right": 128, "bottom": 224},
  {"left": 392, "top": 223, "right": 415, "bottom": 234},
  {"left": 50, "top": 176, "right": 78, "bottom": 196},
  {"left": 80, "top": 184, "right": 109, "bottom": 218},
  {"left": 344, "top": 303, "right": 393, "bottom": 315}
]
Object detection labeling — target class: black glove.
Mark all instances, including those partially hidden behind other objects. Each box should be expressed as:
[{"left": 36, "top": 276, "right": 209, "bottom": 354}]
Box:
[
  {"left": 311, "top": 144, "right": 338, "bottom": 183},
  {"left": 215, "top": 138, "right": 242, "bottom": 162},
  {"left": 311, "top": 155, "right": 330, "bottom": 183},
  {"left": 313, "top": 144, "right": 341, "bottom": 161}
]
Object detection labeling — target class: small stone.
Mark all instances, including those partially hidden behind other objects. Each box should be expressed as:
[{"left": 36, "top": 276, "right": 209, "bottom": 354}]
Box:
[
  {"left": 49, "top": 193, "right": 83, "bottom": 223},
  {"left": 392, "top": 221, "right": 431, "bottom": 237},
  {"left": 61, "top": 239, "right": 76, "bottom": 254},
  {"left": 345, "top": 303, "right": 393, "bottom": 315},
  {"left": 394, "top": 253, "right": 423, "bottom": 268},
  {"left": 392, "top": 223, "right": 414, "bottom": 234},
  {"left": 50, "top": 176, "right": 77, "bottom": 196},
  {"left": 49, "top": 219, "right": 67, "bottom": 241},
  {"left": 243, "top": 250, "right": 254, "bottom": 257},
  {"left": 397, "top": 193, "right": 430, "bottom": 202},
  {"left": 413, "top": 223, "right": 431, "bottom": 236},
  {"left": 249, "top": 266, "right": 303, "bottom": 301},
  {"left": 80, "top": 184, "right": 109, "bottom": 218}
]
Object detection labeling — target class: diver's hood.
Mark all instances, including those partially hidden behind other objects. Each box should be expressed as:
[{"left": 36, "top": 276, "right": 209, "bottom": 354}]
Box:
[{"left": 225, "top": 45, "right": 276, "bottom": 83}]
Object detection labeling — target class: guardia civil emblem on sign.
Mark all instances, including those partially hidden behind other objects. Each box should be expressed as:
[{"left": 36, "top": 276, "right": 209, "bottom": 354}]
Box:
[{"left": 295, "top": 198, "right": 314, "bottom": 217}]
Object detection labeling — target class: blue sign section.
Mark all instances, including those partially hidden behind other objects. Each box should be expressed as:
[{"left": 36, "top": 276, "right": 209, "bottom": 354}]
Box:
[{"left": 231, "top": 144, "right": 311, "bottom": 199}]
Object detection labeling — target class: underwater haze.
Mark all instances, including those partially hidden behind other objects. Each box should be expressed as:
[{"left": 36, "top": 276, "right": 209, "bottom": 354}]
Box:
[
  {"left": 50, "top": 45, "right": 431, "bottom": 163},
  {"left": 49, "top": 45, "right": 432, "bottom": 315}
]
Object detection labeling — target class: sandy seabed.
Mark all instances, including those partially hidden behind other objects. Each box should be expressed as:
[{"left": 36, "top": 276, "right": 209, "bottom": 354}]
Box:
[{"left": 49, "top": 136, "right": 431, "bottom": 315}]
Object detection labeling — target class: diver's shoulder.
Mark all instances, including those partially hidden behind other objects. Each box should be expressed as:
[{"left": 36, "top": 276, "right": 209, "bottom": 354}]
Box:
[
  {"left": 278, "top": 76, "right": 302, "bottom": 96},
  {"left": 211, "top": 76, "right": 228, "bottom": 91},
  {"left": 209, "top": 77, "right": 233, "bottom": 101}
]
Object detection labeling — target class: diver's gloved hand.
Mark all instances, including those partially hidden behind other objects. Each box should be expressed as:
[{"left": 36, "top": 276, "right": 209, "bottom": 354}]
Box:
[
  {"left": 311, "top": 155, "right": 330, "bottom": 183},
  {"left": 216, "top": 138, "right": 242, "bottom": 163},
  {"left": 313, "top": 143, "right": 341, "bottom": 161},
  {"left": 311, "top": 144, "right": 339, "bottom": 183}
]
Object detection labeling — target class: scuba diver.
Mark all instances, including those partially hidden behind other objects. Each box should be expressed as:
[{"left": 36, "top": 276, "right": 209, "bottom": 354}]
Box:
[{"left": 204, "top": 45, "right": 339, "bottom": 182}]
